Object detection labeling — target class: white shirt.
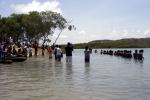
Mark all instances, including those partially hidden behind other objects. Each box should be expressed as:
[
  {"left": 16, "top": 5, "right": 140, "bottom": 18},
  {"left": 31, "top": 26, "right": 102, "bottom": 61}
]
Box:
[{"left": 56, "top": 47, "right": 62, "bottom": 56}]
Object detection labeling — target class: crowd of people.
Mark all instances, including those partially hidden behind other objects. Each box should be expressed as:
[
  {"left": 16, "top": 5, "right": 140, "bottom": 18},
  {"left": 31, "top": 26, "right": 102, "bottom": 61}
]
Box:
[
  {"left": 3, "top": 40, "right": 144, "bottom": 64},
  {"left": 47, "top": 42, "right": 92, "bottom": 63},
  {"left": 47, "top": 42, "right": 74, "bottom": 62},
  {"left": 100, "top": 49, "right": 144, "bottom": 60},
  {"left": 1, "top": 39, "right": 144, "bottom": 64},
  {"left": 1, "top": 40, "right": 92, "bottom": 64},
  {"left": 0, "top": 42, "right": 33, "bottom": 59}
]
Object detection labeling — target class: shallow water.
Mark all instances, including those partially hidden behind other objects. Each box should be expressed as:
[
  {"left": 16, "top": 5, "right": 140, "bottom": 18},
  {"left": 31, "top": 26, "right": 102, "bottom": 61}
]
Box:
[{"left": 0, "top": 49, "right": 150, "bottom": 100}]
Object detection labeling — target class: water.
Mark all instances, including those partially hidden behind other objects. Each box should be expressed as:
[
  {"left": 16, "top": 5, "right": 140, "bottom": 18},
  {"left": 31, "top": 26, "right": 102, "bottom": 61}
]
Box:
[{"left": 0, "top": 48, "right": 150, "bottom": 100}]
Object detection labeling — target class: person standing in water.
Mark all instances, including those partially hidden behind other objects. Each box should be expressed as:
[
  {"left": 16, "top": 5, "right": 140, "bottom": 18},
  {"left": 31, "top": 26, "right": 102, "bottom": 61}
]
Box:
[
  {"left": 55, "top": 45, "right": 62, "bottom": 61},
  {"left": 34, "top": 42, "right": 38, "bottom": 56},
  {"left": 42, "top": 45, "right": 45, "bottom": 56},
  {"left": 28, "top": 45, "right": 33, "bottom": 57},
  {"left": 47, "top": 46, "right": 53, "bottom": 59},
  {"left": 84, "top": 46, "right": 91, "bottom": 63},
  {"left": 65, "top": 42, "right": 73, "bottom": 62}
]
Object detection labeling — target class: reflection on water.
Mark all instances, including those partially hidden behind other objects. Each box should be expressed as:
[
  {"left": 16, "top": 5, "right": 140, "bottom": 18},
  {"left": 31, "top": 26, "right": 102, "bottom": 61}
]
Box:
[
  {"left": 84, "top": 62, "right": 90, "bottom": 67},
  {"left": 66, "top": 62, "right": 73, "bottom": 76},
  {"left": 0, "top": 49, "right": 150, "bottom": 100}
]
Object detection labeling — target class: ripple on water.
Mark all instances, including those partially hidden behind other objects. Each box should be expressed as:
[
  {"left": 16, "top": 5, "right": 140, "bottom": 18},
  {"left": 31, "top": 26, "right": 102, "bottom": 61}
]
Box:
[{"left": 0, "top": 49, "right": 150, "bottom": 100}]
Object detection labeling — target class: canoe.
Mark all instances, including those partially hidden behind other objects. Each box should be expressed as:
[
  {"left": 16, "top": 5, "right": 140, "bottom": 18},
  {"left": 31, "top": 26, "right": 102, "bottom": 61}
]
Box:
[
  {"left": 0, "top": 59, "right": 13, "bottom": 64},
  {"left": 5, "top": 56, "right": 27, "bottom": 62}
]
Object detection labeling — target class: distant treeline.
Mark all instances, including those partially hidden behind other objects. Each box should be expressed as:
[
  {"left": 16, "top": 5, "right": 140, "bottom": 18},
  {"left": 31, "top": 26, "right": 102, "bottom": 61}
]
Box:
[{"left": 73, "top": 38, "right": 150, "bottom": 48}]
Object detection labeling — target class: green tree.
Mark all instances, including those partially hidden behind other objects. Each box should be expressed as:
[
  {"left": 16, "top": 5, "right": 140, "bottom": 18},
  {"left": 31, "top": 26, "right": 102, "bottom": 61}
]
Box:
[{"left": 0, "top": 11, "right": 75, "bottom": 48}]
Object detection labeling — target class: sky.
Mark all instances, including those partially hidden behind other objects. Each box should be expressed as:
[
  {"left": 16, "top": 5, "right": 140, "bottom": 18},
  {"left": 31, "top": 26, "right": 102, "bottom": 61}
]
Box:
[{"left": 0, "top": 0, "right": 150, "bottom": 44}]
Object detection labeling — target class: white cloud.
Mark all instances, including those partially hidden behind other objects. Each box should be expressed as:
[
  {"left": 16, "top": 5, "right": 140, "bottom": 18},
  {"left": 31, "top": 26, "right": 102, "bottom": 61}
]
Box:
[
  {"left": 53, "top": 34, "right": 68, "bottom": 39},
  {"left": 144, "top": 30, "right": 150, "bottom": 35},
  {"left": 12, "top": 0, "right": 61, "bottom": 14},
  {"left": 52, "top": 28, "right": 150, "bottom": 44},
  {"left": 59, "top": 35, "right": 68, "bottom": 39},
  {"left": 107, "top": 29, "right": 150, "bottom": 40},
  {"left": 144, "top": 30, "right": 150, "bottom": 37},
  {"left": 107, "top": 29, "right": 121, "bottom": 40},
  {"left": 122, "top": 30, "right": 128, "bottom": 36},
  {"left": 79, "top": 30, "right": 86, "bottom": 35}
]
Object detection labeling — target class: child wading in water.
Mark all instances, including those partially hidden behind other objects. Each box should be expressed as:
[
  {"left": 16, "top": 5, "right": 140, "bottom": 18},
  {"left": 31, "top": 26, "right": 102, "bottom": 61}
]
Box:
[{"left": 84, "top": 46, "right": 91, "bottom": 63}]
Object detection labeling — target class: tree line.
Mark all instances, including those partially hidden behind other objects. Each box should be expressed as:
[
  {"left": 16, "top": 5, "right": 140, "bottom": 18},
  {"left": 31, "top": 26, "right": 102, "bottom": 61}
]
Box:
[{"left": 74, "top": 38, "right": 150, "bottom": 48}]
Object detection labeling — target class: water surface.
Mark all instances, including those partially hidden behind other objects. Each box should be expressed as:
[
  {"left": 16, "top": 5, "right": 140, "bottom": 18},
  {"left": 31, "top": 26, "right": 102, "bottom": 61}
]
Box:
[{"left": 0, "top": 49, "right": 150, "bottom": 100}]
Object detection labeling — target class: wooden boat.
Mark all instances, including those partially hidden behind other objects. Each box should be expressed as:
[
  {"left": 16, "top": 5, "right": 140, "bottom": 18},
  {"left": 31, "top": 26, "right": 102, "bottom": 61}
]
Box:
[
  {"left": 0, "top": 59, "right": 13, "bottom": 64},
  {"left": 5, "top": 56, "right": 27, "bottom": 62}
]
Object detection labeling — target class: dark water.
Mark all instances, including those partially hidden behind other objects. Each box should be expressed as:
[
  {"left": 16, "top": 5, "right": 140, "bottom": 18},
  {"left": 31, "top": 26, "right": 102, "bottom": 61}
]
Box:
[{"left": 0, "top": 49, "right": 150, "bottom": 100}]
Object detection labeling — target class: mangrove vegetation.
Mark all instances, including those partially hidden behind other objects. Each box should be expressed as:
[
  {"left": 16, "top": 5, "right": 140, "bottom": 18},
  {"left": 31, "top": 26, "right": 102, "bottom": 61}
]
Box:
[{"left": 0, "top": 11, "right": 74, "bottom": 45}]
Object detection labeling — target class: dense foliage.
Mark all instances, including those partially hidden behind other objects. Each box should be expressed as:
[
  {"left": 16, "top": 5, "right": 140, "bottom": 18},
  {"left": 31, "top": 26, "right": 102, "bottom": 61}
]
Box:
[{"left": 0, "top": 11, "right": 74, "bottom": 45}]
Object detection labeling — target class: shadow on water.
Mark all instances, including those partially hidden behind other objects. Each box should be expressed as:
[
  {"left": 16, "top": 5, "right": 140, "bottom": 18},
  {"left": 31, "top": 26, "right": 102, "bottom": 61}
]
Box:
[
  {"left": 133, "top": 59, "right": 144, "bottom": 67},
  {"left": 116, "top": 55, "right": 144, "bottom": 67},
  {"left": 66, "top": 61, "right": 73, "bottom": 76},
  {"left": 84, "top": 62, "right": 91, "bottom": 80},
  {"left": 53, "top": 61, "right": 64, "bottom": 79},
  {"left": 84, "top": 62, "right": 90, "bottom": 67},
  {"left": 64, "top": 61, "right": 74, "bottom": 87}
]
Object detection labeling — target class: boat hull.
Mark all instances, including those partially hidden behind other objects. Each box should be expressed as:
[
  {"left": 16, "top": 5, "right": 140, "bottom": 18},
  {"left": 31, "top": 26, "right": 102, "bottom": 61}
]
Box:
[
  {"left": 0, "top": 59, "right": 13, "bottom": 64},
  {"left": 6, "top": 57, "right": 27, "bottom": 62}
]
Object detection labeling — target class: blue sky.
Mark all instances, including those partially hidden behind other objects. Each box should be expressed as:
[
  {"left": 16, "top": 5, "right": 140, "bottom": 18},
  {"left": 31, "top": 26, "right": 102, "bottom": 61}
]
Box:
[{"left": 0, "top": 0, "right": 150, "bottom": 44}]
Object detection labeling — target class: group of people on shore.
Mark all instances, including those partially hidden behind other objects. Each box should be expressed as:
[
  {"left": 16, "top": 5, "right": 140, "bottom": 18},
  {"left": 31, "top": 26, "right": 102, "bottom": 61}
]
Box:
[{"left": 0, "top": 42, "right": 33, "bottom": 59}]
